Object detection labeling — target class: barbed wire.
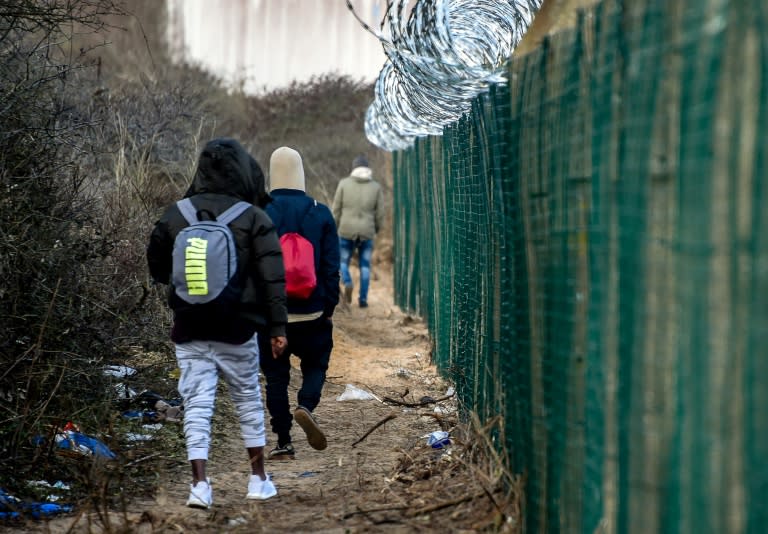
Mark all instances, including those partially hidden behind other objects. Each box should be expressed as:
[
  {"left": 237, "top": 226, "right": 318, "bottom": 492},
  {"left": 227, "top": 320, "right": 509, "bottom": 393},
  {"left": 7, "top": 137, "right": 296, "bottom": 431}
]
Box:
[{"left": 347, "top": 0, "right": 541, "bottom": 151}]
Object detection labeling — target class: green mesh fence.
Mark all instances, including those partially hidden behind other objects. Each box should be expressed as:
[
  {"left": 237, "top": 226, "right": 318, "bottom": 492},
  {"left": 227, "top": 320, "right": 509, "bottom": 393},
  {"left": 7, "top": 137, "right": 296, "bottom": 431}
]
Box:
[{"left": 391, "top": 0, "right": 768, "bottom": 532}]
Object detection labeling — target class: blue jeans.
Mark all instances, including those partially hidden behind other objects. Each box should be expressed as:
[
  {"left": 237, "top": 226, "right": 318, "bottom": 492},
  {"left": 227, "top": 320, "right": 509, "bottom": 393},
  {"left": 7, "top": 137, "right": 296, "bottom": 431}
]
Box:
[{"left": 339, "top": 237, "right": 373, "bottom": 304}]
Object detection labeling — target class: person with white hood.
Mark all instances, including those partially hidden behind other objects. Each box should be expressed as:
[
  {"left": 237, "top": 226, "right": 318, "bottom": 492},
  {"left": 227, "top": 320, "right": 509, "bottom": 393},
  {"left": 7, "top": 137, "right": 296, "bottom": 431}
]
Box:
[
  {"left": 331, "top": 155, "right": 385, "bottom": 308},
  {"left": 259, "top": 147, "right": 340, "bottom": 459}
]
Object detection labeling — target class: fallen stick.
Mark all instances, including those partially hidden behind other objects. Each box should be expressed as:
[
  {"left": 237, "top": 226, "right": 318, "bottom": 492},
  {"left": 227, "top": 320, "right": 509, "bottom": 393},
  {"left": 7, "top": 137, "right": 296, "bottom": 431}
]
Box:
[
  {"left": 351, "top": 412, "right": 397, "bottom": 447},
  {"left": 419, "top": 411, "right": 457, "bottom": 429},
  {"left": 362, "top": 386, "right": 385, "bottom": 403},
  {"left": 341, "top": 504, "right": 408, "bottom": 519},
  {"left": 125, "top": 452, "right": 163, "bottom": 467},
  {"left": 410, "top": 491, "right": 484, "bottom": 516},
  {"left": 382, "top": 393, "right": 454, "bottom": 407}
]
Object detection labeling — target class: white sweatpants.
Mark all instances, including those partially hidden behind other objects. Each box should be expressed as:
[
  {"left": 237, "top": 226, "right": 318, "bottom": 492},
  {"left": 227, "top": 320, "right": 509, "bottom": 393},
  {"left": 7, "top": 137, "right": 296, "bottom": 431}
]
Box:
[{"left": 175, "top": 333, "right": 266, "bottom": 461}]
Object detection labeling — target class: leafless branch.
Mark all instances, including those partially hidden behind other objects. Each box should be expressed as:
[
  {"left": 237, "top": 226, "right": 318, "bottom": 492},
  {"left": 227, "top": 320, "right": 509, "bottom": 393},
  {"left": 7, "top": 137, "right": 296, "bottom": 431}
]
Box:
[{"left": 351, "top": 412, "right": 398, "bottom": 447}]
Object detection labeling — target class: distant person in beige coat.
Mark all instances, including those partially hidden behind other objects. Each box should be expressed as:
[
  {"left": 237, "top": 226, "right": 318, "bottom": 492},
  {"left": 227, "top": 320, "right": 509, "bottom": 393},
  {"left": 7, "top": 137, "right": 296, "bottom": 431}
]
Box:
[{"left": 331, "top": 155, "right": 384, "bottom": 308}]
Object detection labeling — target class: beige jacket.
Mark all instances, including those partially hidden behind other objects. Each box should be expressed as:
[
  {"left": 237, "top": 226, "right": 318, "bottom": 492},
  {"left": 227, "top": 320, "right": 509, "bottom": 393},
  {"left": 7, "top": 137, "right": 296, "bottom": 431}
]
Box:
[{"left": 332, "top": 166, "right": 384, "bottom": 241}]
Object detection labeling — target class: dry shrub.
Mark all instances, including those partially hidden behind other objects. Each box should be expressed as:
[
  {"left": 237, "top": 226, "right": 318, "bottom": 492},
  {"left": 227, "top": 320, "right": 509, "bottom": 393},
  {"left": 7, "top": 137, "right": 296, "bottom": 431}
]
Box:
[
  {"left": 385, "top": 413, "right": 524, "bottom": 532},
  {"left": 179, "top": 73, "right": 390, "bottom": 209},
  {"left": 0, "top": 0, "right": 392, "bottom": 513},
  {"left": 0, "top": 0, "right": 132, "bottom": 499},
  {"left": 0, "top": 1, "right": 213, "bottom": 510}
]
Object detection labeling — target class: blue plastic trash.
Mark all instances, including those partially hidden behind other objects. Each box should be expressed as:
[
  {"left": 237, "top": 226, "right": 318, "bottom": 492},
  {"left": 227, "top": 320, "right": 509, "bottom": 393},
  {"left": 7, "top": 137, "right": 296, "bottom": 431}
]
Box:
[
  {"left": 0, "top": 488, "right": 73, "bottom": 520},
  {"left": 427, "top": 431, "right": 451, "bottom": 449},
  {"left": 55, "top": 430, "right": 117, "bottom": 460}
]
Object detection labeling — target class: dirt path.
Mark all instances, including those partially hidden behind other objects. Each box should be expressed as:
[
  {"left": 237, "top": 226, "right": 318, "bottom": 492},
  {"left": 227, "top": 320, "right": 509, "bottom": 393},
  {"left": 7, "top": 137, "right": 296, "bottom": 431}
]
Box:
[
  {"left": 32, "top": 267, "right": 514, "bottom": 533},
  {"left": 153, "top": 268, "right": 447, "bottom": 533}
]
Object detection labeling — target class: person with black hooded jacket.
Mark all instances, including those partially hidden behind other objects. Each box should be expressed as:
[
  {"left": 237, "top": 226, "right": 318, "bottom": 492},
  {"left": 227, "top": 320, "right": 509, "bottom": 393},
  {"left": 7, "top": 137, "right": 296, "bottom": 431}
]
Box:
[{"left": 147, "top": 138, "right": 287, "bottom": 508}]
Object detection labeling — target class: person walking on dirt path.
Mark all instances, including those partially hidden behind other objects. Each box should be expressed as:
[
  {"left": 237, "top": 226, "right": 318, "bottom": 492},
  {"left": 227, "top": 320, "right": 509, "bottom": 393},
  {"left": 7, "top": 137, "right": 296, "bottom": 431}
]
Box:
[
  {"left": 147, "top": 138, "right": 288, "bottom": 508},
  {"left": 332, "top": 154, "right": 384, "bottom": 308},
  {"left": 258, "top": 146, "right": 340, "bottom": 460}
]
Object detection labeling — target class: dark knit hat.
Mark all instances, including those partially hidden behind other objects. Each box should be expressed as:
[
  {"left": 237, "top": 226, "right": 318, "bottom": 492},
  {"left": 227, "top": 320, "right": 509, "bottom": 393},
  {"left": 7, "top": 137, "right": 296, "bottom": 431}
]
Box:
[{"left": 352, "top": 154, "right": 369, "bottom": 169}]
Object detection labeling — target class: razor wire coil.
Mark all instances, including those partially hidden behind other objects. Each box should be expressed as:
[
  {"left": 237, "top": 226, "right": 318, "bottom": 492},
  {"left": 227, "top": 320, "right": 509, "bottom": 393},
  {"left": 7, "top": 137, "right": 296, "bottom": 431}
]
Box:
[{"left": 348, "top": 0, "right": 541, "bottom": 151}]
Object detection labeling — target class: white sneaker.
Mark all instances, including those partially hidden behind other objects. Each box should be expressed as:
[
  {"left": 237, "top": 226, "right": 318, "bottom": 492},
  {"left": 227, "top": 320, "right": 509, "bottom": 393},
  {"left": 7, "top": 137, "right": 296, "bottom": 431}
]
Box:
[
  {"left": 186, "top": 478, "right": 212, "bottom": 509},
  {"left": 246, "top": 474, "right": 277, "bottom": 500}
]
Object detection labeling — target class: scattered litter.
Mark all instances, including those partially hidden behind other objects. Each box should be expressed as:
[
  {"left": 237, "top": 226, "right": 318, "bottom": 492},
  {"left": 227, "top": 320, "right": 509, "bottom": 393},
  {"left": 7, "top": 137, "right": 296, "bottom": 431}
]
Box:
[
  {"left": 138, "top": 391, "right": 184, "bottom": 420},
  {"left": 154, "top": 400, "right": 184, "bottom": 423},
  {"left": 445, "top": 386, "right": 455, "bottom": 396},
  {"left": 26, "top": 481, "right": 70, "bottom": 502},
  {"left": 27, "top": 481, "right": 70, "bottom": 491},
  {"left": 228, "top": 517, "right": 248, "bottom": 526},
  {"left": 135, "top": 390, "right": 165, "bottom": 409},
  {"left": 426, "top": 431, "right": 451, "bottom": 449},
  {"left": 336, "top": 384, "right": 376, "bottom": 401},
  {"left": 50, "top": 422, "right": 117, "bottom": 460},
  {"left": 122, "top": 410, "right": 159, "bottom": 422},
  {"left": 298, "top": 471, "right": 316, "bottom": 478},
  {"left": 113, "top": 383, "right": 138, "bottom": 401},
  {"left": 122, "top": 391, "right": 183, "bottom": 423},
  {"left": 0, "top": 488, "right": 73, "bottom": 520},
  {"left": 125, "top": 433, "right": 154, "bottom": 442},
  {"left": 396, "top": 367, "right": 411, "bottom": 378},
  {"left": 103, "top": 365, "right": 136, "bottom": 378},
  {"left": 125, "top": 423, "right": 163, "bottom": 442}
]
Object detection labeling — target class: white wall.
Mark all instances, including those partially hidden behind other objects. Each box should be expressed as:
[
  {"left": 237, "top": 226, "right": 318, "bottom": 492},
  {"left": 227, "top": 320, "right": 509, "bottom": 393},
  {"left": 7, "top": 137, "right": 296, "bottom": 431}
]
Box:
[{"left": 166, "top": 0, "right": 388, "bottom": 93}]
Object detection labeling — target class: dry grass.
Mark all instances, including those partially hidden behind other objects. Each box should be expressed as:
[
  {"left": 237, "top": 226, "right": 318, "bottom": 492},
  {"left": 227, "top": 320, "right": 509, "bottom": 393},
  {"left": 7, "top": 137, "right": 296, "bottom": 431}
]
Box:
[
  {"left": 0, "top": 2, "right": 504, "bottom": 530},
  {"left": 0, "top": 0, "right": 388, "bottom": 512},
  {"left": 378, "top": 414, "right": 525, "bottom": 533}
]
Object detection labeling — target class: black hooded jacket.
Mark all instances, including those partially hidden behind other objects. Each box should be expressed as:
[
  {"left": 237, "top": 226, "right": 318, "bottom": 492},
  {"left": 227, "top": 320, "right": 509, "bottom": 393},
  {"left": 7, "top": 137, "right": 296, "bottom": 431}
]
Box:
[{"left": 147, "top": 138, "right": 287, "bottom": 343}]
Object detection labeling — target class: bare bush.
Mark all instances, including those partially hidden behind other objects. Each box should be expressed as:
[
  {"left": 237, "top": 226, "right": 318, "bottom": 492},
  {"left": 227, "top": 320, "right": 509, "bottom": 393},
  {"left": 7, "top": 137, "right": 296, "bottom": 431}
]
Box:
[
  {"left": 222, "top": 73, "right": 382, "bottom": 206},
  {"left": 0, "top": 0, "right": 129, "bottom": 484},
  {"left": 0, "top": 0, "right": 391, "bottom": 514}
]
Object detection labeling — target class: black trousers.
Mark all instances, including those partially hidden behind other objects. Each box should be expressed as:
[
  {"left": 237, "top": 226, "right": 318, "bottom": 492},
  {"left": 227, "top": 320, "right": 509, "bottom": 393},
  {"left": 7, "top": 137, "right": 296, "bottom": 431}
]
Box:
[{"left": 258, "top": 316, "right": 333, "bottom": 445}]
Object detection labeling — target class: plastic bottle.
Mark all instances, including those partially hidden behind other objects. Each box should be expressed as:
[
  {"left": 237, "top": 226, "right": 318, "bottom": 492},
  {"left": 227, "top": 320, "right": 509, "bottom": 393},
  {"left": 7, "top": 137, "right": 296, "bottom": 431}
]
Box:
[{"left": 427, "top": 430, "right": 451, "bottom": 449}]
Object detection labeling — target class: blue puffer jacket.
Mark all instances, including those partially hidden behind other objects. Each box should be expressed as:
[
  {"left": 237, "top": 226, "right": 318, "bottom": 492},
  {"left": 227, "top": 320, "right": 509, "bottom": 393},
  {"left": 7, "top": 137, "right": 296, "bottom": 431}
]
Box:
[{"left": 267, "top": 189, "right": 340, "bottom": 317}]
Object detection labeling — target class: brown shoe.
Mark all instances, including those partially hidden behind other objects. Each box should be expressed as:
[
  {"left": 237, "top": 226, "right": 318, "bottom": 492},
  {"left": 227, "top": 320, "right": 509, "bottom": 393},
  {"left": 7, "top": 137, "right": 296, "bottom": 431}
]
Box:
[{"left": 294, "top": 406, "right": 327, "bottom": 450}]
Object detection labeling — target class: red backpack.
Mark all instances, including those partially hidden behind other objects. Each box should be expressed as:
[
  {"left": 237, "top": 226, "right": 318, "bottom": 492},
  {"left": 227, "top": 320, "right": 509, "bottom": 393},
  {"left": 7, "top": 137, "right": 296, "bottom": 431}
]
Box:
[{"left": 279, "top": 200, "right": 317, "bottom": 299}]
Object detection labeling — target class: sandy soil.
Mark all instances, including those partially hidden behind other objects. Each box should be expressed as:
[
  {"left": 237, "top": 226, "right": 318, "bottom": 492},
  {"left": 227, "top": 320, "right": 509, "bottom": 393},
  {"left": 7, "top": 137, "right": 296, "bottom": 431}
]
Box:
[{"left": 21, "top": 266, "right": 518, "bottom": 533}]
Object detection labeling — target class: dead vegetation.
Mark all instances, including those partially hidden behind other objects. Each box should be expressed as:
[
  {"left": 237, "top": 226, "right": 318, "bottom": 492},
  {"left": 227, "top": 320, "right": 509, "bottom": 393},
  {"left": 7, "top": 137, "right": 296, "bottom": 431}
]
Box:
[
  {"left": 344, "top": 413, "right": 525, "bottom": 533},
  {"left": 10, "top": 285, "right": 525, "bottom": 533},
  {"left": 0, "top": 1, "right": 520, "bottom": 531}
]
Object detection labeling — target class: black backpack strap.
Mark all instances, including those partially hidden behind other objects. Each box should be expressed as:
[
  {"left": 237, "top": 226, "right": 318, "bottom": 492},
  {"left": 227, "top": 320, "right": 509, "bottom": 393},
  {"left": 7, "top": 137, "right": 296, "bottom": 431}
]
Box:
[
  {"left": 176, "top": 198, "right": 197, "bottom": 225},
  {"left": 217, "top": 201, "right": 252, "bottom": 225}
]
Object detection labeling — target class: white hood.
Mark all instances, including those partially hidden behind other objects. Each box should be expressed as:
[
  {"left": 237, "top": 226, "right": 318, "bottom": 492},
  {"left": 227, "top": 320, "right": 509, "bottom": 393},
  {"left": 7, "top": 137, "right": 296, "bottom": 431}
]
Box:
[{"left": 350, "top": 166, "right": 372, "bottom": 180}]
